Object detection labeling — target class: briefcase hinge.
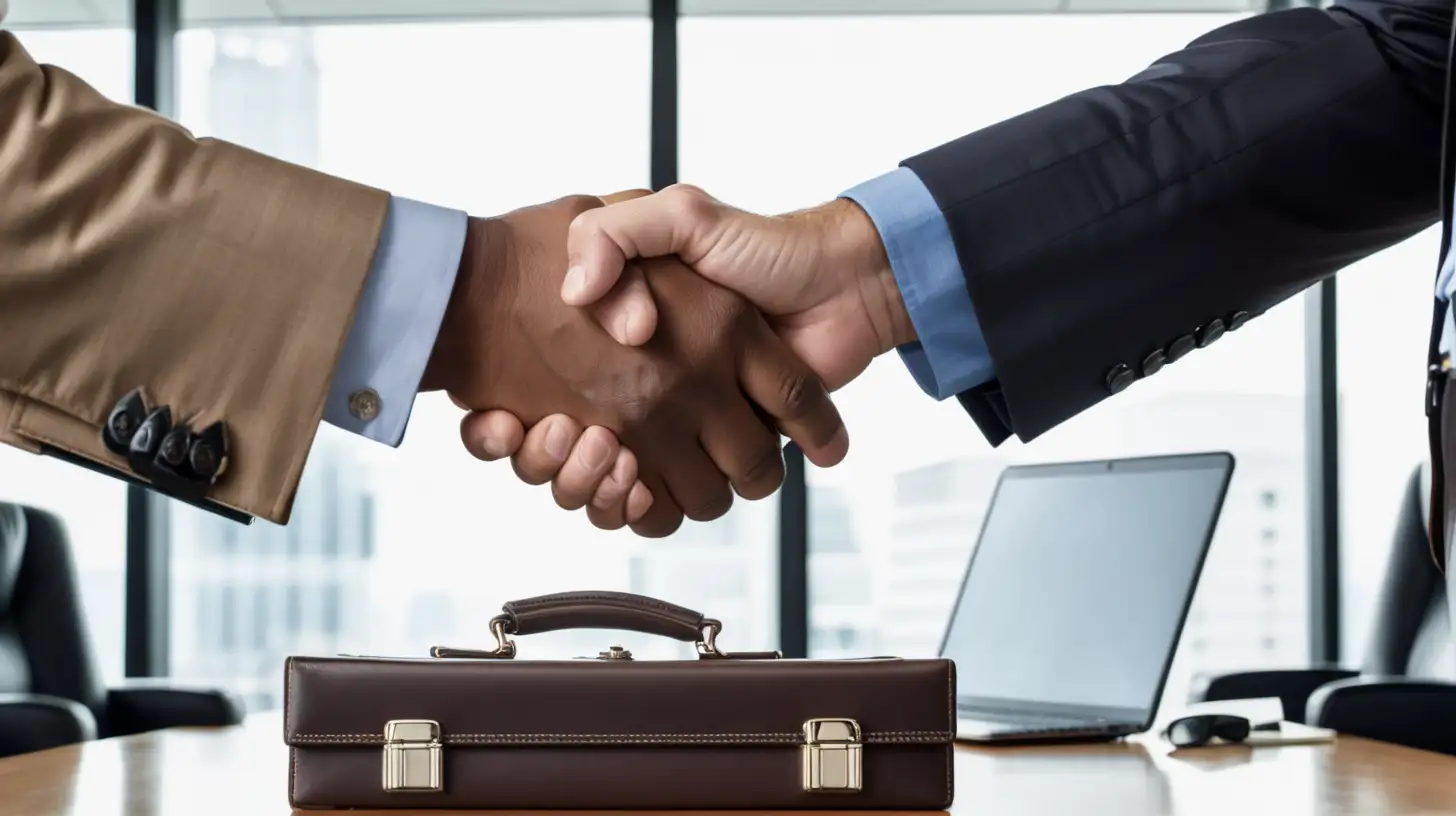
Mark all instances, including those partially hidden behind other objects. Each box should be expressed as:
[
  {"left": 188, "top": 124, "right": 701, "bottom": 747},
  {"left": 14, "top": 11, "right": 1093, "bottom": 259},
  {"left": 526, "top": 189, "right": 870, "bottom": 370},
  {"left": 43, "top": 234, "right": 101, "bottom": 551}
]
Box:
[
  {"left": 383, "top": 719, "right": 443, "bottom": 793},
  {"left": 802, "top": 718, "right": 862, "bottom": 793}
]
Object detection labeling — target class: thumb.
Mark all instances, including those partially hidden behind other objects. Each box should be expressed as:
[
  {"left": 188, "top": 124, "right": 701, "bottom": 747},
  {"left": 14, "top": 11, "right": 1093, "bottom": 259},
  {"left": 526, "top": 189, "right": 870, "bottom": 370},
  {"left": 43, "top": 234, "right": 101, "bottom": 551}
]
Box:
[
  {"left": 562, "top": 188, "right": 654, "bottom": 307},
  {"left": 590, "top": 263, "right": 657, "bottom": 346},
  {"left": 562, "top": 189, "right": 658, "bottom": 346},
  {"left": 564, "top": 184, "right": 720, "bottom": 307}
]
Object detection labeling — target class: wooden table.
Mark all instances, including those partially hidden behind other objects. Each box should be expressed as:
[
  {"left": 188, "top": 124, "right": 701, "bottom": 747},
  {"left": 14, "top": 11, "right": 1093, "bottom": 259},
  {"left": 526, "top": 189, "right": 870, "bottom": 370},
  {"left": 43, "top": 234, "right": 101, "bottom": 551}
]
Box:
[{"left": 2, "top": 713, "right": 1454, "bottom": 815}]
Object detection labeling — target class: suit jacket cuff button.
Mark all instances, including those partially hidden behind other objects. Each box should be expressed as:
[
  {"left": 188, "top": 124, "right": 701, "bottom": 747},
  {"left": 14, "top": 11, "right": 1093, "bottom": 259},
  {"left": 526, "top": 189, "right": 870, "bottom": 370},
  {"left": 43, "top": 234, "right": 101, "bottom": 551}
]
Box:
[{"left": 103, "top": 388, "right": 150, "bottom": 456}]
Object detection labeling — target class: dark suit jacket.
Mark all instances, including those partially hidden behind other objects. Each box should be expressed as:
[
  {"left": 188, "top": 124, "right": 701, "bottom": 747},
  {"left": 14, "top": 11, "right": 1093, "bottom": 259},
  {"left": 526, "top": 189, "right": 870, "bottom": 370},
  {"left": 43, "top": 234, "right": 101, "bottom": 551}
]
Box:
[{"left": 899, "top": 0, "right": 1453, "bottom": 568}]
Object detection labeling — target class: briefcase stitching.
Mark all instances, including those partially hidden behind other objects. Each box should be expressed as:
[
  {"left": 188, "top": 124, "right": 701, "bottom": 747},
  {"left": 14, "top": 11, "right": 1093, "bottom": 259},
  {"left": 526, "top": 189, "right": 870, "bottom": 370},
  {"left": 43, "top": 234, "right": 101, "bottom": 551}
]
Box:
[{"left": 289, "top": 730, "right": 953, "bottom": 745}]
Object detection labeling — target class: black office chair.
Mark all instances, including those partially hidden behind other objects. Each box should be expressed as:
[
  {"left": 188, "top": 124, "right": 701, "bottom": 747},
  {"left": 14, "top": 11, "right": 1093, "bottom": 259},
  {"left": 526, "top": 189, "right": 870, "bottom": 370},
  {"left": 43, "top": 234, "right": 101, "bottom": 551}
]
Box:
[
  {"left": 0, "top": 502, "right": 244, "bottom": 758},
  {"left": 1189, "top": 462, "right": 1456, "bottom": 756}
]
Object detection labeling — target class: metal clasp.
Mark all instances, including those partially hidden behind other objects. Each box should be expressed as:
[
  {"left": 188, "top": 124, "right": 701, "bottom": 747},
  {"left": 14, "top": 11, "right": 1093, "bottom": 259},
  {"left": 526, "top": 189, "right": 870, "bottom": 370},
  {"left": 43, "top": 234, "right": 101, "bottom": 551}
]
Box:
[
  {"left": 431, "top": 617, "right": 516, "bottom": 660},
  {"left": 802, "top": 718, "right": 862, "bottom": 793},
  {"left": 383, "top": 719, "right": 443, "bottom": 793},
  {"left": 695, "top": 619, "right": 783, "bottom": 660}
]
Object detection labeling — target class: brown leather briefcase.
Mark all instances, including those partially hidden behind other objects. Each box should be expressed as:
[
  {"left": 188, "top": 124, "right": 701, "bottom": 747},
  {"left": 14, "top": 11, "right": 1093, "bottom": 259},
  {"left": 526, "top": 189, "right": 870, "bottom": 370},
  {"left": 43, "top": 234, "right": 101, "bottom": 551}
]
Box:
[{"left": 284, "top": 591, "right": 956, "bottom": 810}]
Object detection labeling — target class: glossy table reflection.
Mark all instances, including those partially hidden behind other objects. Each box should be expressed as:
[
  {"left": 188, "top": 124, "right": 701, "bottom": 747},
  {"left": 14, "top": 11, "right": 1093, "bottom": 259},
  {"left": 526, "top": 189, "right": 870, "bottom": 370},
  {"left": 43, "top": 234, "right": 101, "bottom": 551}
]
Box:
[{"left": 2, "top": 712, "right": 1455, "bottom": 815}]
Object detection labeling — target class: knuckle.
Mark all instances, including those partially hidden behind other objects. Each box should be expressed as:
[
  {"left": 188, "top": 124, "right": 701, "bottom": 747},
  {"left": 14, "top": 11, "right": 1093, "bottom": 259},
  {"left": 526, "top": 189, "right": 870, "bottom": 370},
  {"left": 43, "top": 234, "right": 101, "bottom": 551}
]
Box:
[
  {"left": 736, "top": 441, "right": 785, "bottom": 498},
  {"left": 777, "top": 371, "right": 817, "bottom": 419},
  {"left": 512, "top": 459, "right": 552, "bottom": 487},
  {"left": 631, "top": 499, "right": 684, "bottom": 538},
  {"left": 665, "top": 182, "right": 705, "bottom": 200},
  {"left": 560, "top": 194, "right": 604, "bottom": 220},
  {"left": 587, "top": 507, "right": 625, "bottom": 531},
  {"left": 682, "top": 487, "right": 733, "bottom": 523},
  {"left": 664, "top": 183, "right": 714, "bottom": 220},
  {"left": 634, "top": 516, "right": 682, "bottom": 539},
  {"left": 553, "top": 483, "right": 585, "bottom": 511}
]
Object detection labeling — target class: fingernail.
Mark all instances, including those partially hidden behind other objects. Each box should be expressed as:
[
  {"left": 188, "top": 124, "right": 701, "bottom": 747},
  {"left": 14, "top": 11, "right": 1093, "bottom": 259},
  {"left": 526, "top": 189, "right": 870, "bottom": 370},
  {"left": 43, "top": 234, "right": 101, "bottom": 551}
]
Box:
[
  {"left": 478, "top": 434, "right": 511, "bottom": 459},
  {"left": 627, "top": 482, "right": 654, "bottom": 521},
  {"left": 562, "top": 266, "right": 587, "bottom": 302},
  {"left": 613, "top": 305, "right": 640, "bottom": 344},
  {"left": 544, "top": 421, "right": 571, "bottom": 462},
  {"left": 578, "top": 432, "right": 612, "bottom": 470}
]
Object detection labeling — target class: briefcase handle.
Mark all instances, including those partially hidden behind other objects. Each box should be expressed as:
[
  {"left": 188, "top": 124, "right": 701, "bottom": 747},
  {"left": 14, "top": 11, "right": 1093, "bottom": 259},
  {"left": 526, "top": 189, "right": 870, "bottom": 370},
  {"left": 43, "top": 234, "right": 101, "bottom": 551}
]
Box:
[{"left": 430, "top": 591, "right": 780, "bottom": 660}]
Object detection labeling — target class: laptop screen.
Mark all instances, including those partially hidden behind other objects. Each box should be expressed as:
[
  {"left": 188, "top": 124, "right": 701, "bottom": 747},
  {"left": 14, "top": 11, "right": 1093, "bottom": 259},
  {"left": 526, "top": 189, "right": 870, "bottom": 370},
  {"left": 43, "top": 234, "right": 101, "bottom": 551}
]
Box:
[{"left": 940, "top": 453, "right": 1232, "bottom": 719}]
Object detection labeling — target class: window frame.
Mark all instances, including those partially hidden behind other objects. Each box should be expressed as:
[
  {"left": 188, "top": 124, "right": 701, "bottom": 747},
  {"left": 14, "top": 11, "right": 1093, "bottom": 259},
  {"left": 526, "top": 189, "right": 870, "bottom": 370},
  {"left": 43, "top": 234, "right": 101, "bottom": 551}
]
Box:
[{"left": 104, "top": 0, "right": 1334, "bottom": 675}]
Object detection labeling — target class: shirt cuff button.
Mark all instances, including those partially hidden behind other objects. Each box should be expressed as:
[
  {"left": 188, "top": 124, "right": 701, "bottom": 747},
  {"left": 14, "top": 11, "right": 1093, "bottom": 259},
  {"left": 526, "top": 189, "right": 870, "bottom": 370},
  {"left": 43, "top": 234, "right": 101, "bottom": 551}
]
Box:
[{"left": 349, "top": 388, "right": 382, "bottom": 422}]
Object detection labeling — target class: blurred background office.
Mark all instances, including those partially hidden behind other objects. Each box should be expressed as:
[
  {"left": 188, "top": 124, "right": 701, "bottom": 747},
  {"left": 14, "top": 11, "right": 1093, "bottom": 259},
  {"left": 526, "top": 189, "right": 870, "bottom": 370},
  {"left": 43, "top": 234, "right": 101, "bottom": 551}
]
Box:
[{"left": 0, "top": 0, "right": 1435, "bottom": 713}]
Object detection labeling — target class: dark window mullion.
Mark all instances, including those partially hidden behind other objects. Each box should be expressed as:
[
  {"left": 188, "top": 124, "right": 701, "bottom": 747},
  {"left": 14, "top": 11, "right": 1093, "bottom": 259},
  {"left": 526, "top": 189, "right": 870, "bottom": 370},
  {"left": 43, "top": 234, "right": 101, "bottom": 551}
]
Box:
[
  {"left": 1306, "top": 280, "right": 1341, "bottom": 666},
  {"left": 1268, "top": 0, "right": 1341, "bottom": 667},
  {"left": 125, "top": 0, "right": 179, "bottom": 679}
]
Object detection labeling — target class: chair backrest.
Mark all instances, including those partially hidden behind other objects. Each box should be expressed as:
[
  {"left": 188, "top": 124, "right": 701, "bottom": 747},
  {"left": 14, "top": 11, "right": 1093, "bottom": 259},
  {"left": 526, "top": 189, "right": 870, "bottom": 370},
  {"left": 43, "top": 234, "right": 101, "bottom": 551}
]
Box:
[
  {"left": 0, "top": 504, "right": 31, "bottom": 695},
  {"left": 1361, "top": 462, "right": 1452, "bottom": 679},
  {"left": 0, "top": 502, "right": 108, "bottom": 720}
]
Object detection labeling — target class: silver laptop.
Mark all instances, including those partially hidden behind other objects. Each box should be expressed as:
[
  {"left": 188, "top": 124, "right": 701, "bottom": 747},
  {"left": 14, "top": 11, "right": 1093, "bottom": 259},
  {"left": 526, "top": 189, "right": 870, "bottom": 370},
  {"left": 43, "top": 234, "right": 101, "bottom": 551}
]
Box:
[{"left": 941, "top": 452, "right": 1234, "bottom": 743}]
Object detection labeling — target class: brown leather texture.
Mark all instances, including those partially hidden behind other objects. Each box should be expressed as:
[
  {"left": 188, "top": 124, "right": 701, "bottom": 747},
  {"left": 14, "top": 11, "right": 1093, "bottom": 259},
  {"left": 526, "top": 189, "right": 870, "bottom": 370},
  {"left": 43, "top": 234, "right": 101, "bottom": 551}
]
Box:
[
  {"left": 285, "top": 654, "right": 956, "bottom": 810},
  {"left": 502, "top": 591, "right": 706, "bottom": 640}
]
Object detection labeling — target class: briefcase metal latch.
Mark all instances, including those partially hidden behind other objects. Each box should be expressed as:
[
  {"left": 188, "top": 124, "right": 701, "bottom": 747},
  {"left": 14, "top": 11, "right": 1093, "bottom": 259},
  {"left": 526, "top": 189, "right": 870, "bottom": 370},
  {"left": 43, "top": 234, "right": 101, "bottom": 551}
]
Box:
[
  {"left": 383, "top": 719, "right": 443, "bottom": 793},
  {"left": 802, "top": 718, "right": 862, "bottom": 793}
]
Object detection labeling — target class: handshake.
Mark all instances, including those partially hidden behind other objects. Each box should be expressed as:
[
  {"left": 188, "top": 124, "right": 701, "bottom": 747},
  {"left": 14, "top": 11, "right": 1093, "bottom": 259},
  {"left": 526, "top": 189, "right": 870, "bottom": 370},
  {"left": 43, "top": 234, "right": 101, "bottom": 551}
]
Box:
[{"left": 419, "top": 186, "right": 915, "bottom": 537}]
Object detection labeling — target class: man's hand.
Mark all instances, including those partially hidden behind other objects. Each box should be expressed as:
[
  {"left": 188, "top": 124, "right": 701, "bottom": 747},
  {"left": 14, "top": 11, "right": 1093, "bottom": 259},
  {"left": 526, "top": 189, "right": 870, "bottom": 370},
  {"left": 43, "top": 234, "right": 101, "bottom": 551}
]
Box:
[
  {"left": 455, "top": 403, "right": 655, "bottom": 532},
  {"left": 558, "top": 186, "right": 917, "bottom": 392},
  {"left": 420, "top": 195, "right": 847, "bottom": 537}
]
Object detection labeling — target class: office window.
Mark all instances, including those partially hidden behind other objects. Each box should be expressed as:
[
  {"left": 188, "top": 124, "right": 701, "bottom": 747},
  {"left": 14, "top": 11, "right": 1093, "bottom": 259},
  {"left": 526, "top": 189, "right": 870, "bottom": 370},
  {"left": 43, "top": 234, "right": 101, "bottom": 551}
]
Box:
[
  {"left": 195, "top": 586, "right": 215, "bottom": 656},
  {"left": 358, "top": 496, "right": 375, "bottom": 560},
  {"left": 220, "top": 585, "right": 237, "bottom": 652},
  {"left": 165, "top": 12, "right": 784, "bottom": 711},
  {"left": 1336, "top": 226, "right": 1442, "bottom": 661},
  {"left": 0, "top": 28, "right": 135, "bottom": 685},
  {"left": 321, "top": 585, "right": 341, "bottom": 638},
  {"left": 285, "top": 584, "right": 302, "bottom": 634},
  {"left": 680, "top": 12, "right": 1305, "bottom": 710},
  {"left": 219, "top": 520, "right": 239, "bottom": 555}
]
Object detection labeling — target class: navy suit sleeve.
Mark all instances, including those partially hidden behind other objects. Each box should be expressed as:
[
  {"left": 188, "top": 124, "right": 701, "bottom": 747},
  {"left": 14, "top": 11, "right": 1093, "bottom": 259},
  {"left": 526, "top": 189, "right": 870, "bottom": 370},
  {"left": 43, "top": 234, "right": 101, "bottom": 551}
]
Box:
[{"left": 901, "top": 1, "right": 1449, "bottom": 445}]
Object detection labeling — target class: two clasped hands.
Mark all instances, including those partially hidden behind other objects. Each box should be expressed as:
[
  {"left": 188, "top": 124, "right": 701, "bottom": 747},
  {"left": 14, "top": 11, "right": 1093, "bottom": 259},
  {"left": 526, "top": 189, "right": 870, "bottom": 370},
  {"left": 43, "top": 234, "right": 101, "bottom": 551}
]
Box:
[{"left": 418, "top": 187, "right": 914, "bottom": 537}]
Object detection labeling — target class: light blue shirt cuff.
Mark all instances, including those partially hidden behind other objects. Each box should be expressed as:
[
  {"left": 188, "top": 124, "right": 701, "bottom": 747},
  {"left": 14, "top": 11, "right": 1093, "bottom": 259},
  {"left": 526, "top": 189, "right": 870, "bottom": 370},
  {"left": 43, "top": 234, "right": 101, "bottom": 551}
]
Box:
[
  {"left": 841, "top": 166, "right": 994, "bottom": 400},
  {"left": 323, "top": 196, "right": 468, "bottom": 447}
]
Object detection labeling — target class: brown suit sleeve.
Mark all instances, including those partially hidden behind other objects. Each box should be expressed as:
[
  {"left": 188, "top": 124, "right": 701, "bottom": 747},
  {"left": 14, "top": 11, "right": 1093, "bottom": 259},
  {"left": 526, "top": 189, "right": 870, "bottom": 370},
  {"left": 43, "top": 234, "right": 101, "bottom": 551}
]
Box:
[{"left": 0, "top": 32, "right": 391, "bottom": 525}]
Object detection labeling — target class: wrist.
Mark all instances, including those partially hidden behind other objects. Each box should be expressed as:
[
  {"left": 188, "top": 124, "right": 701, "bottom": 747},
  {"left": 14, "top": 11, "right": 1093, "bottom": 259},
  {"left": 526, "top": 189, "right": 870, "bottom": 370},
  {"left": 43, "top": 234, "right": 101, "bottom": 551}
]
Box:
[
  {"left": 421, "top": 215, "right": 509, "bottom": 397},
  {"left": 816, "top": 197, "right": 916, "bottom": 355}
]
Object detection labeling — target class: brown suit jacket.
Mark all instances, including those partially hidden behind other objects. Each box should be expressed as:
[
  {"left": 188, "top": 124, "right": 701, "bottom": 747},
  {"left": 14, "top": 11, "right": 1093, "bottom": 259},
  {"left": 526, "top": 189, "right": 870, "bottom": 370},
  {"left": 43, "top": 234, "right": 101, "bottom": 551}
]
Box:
[{"left": 0, "top": 31, "right": 389, "bottom": 525}]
